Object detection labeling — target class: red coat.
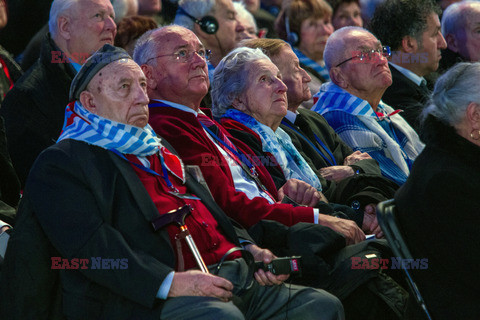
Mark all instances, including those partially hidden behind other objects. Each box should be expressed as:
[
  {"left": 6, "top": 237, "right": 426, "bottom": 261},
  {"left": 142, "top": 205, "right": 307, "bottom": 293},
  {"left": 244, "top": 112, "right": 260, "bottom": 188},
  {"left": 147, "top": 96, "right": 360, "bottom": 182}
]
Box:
[{"left": 148, "top": 103, "right": 314, "bottom": 228}]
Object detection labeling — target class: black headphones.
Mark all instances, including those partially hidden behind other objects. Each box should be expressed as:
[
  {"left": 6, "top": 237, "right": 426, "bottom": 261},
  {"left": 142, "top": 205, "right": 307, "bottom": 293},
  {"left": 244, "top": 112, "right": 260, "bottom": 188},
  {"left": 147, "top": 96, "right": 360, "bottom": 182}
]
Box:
[
  {"left": 177, "top": 7, "right": 219, "bottom": 35},
  {"left": 285, "top": 15, "right": 299, "bottom": 47}
]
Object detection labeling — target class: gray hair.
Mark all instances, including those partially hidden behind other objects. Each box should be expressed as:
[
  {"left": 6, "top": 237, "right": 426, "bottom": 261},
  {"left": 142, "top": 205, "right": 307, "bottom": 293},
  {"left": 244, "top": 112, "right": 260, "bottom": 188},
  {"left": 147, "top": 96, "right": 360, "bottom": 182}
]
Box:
[
  {"left": 174, "top": 0, "right": 215, "bottom": 31},
  {"left": 211, "top": 47, "right": 271, "bottom": 118},
  {"left": 48, "top": 0, "right": 79, "bottom": 38},
  {"left": 133, "top": 27, "right": 161, "bottom": 66},
  {"left": 323, "top": 26, "right": 368, "bottom": 70},
  {"left": 441, "top": 1, "right": 480, "bottom": 37},
  {"left": 422, "top": 62, "right": 480, "bottom": 127},
  {"left": 112, "top": 0, "right": 138, "bottom": 23},
  {"left": 234, "top": 1, "right": 258, "bottom": 33}
]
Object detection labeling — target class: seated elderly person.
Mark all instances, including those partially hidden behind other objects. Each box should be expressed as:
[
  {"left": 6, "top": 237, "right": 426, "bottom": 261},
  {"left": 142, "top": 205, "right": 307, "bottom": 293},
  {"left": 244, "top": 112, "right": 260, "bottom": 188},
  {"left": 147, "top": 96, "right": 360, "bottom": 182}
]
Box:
[
  {"left": 275, "top": 0, "right": 334, "bottom": 108},
  {"left": 136, "top": 25, "right": 367, "bottom": 244},
  {"left": 0, "top": 44, "right": 342, "bottom": 320},
  {"left": 212, "top": 46, "right": 383, "bottom": 238},
  {"left": 395, "top": 62, "right": 480, "bottom": 319},
  {"left": 234, "top": 1, "right": 259, "bottom": 41},
  {"left": 240, "top": 38, "right": 397, "bottom": 216},
  {"left": 438, "top": 1, "right": 480, "bottom": 74},
  {"left": 312, "top": 27, "right": 424, "bottom": 186}
]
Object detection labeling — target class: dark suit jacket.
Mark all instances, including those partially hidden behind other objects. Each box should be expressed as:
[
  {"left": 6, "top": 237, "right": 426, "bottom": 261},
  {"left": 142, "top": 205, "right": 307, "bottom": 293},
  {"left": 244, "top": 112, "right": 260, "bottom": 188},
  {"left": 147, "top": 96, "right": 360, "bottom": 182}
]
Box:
[
  {"left": 280, "top": 108, "right": 381, "bottom": 200},
  {"left": 0, "top": 139, "right": 249, "bottom": 320},
  {"left": 382, "top": 65, "right": 430, "bottom": 133},
  {"left": 395, "top": 116, "right": 480, "bottom": 319},
  {"left": 0, "top": 34, "right": 76, "bottom": 187}
]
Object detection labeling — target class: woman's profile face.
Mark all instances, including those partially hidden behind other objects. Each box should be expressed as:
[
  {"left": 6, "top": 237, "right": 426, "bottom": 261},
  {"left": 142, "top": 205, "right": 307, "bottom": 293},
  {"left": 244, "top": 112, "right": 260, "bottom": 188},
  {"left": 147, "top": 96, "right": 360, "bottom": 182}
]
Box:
[
  {"left": 235, "top": 59, "right": 288, "bottom": 129},
  {"left": 298, "top": 15, "right": 334, "bottom": 61}
]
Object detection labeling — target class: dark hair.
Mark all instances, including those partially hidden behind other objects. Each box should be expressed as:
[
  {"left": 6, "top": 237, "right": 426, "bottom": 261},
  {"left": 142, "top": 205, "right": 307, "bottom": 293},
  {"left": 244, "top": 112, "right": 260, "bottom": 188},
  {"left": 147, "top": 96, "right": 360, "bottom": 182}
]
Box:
[
  {"left": 369, "top": 0, "right": 441, "bottom": 50},
  {"left": 325, "top": 0, "right": 360, "bottom": 16},
  {"left": 114, "top": 15, "right": 158, "bottom": 55}
]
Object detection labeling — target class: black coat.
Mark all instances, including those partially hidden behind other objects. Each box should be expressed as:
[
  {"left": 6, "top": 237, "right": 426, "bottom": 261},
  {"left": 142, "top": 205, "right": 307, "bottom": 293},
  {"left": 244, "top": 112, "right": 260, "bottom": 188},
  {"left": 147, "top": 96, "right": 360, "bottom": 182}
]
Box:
[
  {"left": 0, "top": 34, "right": 76, "bottom": 187},
  {"left": 280, "top": 108, "right": 381, "bottom": 199},
  {"left": 382, "top": 65, "right": 430, "bottom": 133},
  {"left": 395, "top": 116, "right": 480, "bottom": 319},
  {"left": 0, "top": 139, "right": 249, "bottom": 319}
]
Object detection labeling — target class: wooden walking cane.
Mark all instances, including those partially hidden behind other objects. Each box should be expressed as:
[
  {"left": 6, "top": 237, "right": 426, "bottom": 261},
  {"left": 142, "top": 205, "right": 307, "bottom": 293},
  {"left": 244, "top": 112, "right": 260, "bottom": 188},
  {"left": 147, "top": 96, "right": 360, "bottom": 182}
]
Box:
[{"left": 151, "top": 204, "right": 209, "bottom": 273}]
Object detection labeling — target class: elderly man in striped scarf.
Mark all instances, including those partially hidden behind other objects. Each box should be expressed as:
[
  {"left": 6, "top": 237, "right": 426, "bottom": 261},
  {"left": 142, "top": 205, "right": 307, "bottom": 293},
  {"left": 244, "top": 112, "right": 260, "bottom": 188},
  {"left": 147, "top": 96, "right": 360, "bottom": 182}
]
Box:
[{"left": 312, "top": 27, "right": 424, "bottom": 186}]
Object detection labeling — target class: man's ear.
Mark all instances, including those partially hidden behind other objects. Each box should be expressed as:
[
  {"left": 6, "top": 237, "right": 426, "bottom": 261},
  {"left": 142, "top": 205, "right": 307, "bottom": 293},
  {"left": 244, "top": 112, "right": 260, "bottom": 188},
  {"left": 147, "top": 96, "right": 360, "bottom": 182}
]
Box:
[
  {"left": 79, "top": 91, "right": 97, "bottom": 114},
  {"left": 445, "top": 33, "right": 458, "bottom": 52},
  {"left": 57, "top": 16, "right": 72, "bottom": 41},
  {"left": 330, "top": 67, "right": 348, "bottom": 89},
  {"left": 400, "top": 35, "right": 418, "bottom": 53},
  {"left": 141, "top": 64, "right": 157, "bottom": 90}
]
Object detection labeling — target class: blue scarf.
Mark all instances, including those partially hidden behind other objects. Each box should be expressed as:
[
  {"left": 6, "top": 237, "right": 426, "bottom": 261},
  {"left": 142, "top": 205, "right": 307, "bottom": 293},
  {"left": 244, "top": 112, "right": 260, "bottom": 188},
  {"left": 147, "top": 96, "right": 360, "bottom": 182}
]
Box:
[
  {"left": 223, "top": 109, "right": 322, "bottom": 191},
  {"left": 293, "top": 47, "right": 330, "bottom": 81},
  {"left": 58, "top": 101, "right": 161, "bottom": 156},
  {"left": 312, "top": 82, "right": 424, "bottom": 176}
]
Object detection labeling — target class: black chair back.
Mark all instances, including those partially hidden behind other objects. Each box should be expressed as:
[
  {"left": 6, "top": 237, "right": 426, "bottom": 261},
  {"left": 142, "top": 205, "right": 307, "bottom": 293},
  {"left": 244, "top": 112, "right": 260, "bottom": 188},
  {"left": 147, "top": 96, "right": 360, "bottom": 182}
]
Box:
[{"left": 376, "top": 199, "right": 433, "bottom": 320}]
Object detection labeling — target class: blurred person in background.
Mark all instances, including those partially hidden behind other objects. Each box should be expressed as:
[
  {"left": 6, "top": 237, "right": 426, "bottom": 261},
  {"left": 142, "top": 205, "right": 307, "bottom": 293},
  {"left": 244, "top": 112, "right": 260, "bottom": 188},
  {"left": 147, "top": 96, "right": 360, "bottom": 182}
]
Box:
[{"left": 275, "top": 0, "right": 334, "bottom": 108}]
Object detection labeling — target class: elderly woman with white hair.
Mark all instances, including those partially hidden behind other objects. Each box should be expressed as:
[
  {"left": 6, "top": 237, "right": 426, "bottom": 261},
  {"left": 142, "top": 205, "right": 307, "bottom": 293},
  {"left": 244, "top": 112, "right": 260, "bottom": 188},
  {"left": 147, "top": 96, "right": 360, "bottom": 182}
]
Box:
[
  {"left": 395, "top": 62, "right": 480, "bottom": 319},
  {"left": 212, "top": 46, "right": 383, "bottom": 238}
]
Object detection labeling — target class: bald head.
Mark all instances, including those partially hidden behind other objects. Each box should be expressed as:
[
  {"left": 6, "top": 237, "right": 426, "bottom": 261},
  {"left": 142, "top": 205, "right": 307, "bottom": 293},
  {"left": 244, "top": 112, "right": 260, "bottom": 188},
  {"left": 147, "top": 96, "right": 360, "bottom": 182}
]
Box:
[
  {"left": 324, "top": 26, "right": 377, "bottom": 70},
  {"left": 442, "top": 1, "right": 480, "bottom": 61}
]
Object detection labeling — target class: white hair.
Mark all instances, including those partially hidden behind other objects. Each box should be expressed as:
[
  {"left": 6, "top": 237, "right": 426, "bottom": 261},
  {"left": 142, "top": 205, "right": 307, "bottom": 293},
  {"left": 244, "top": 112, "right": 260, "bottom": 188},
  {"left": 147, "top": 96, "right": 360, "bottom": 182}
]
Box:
[
  {"left": 48, "top": 0, "right": 80, "bottom": 38},
  {"left": 422, "top": 62, "right": 480, "bottom": 127},
  {"left": 211, "top": 47, "right": 271, "bottom": 118},
  {"left": 234, "top": 1, "right": 257, "bottom": 33}
]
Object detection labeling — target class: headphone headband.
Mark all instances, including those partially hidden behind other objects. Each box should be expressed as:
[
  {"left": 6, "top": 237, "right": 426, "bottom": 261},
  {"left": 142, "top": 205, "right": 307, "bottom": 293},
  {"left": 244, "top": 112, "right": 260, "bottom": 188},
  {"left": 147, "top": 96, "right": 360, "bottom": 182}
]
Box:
[{"left": 177, "top": 7, "right": 219, "bottom": 35}]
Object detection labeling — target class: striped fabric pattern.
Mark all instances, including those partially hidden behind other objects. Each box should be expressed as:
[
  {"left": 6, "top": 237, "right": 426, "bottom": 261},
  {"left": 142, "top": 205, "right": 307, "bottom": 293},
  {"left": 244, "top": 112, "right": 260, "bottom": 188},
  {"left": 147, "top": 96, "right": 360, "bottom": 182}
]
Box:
[
  {"left": 223, "top": 109, "right": 322, "bottom": 191},
  {"left": 58, "top": 101, "right": 161, "bottom": 156},
  {"left": 312, "top": 82, "right": 424, "bottom": 185},
  {"left": 293, "top": 47, "right": 330, "bottom": 81}
]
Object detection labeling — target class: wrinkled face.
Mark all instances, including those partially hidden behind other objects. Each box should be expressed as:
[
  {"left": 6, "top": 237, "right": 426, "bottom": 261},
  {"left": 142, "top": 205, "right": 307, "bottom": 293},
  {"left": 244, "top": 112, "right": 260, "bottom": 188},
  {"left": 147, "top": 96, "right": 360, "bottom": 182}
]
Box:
[
  {"left": 272, "top": 46, "right": 312, "bottom": 110},
  {"left": 416, "top": 12, "right": 446, "bottom": 75},
  {"left": 337, "top": 31, "right": 392, "bottom": 95},
  {"left": 332, "top": 2, "right": 363, "bottom": 30},
  {"left": 137, "top": 0, "right": 161, "bottom": 15},
  {"left": 83, "top": 60, "right": 149, "bottom": 127},
  {"left": 68, "top": 0, "right": 117, "bottom": 58},
  {"left": 299, "top": 15, "right": 334, "bottom": 61},
  {"left": 235, "top": 14, "right": 258, "bottom": 42},
  {"left": 147, "top": 29, "right": 210, "bottom": 107},
  {"left": 236, "top": 59, "right": 288, "bottom": 128},
  {"left": 213, "top": 0, "right": 241, "bottom": 53},
  {"left": 455, "top": 6, "right": 480, "bottom": 61}
]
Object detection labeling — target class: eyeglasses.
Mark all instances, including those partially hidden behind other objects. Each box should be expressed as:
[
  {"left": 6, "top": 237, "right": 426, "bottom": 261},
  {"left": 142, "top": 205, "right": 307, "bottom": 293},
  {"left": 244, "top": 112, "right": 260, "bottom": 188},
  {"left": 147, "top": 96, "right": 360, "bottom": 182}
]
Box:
[
  {"left": 336, "top": 46, "right": 391, "bottom": 67},
  {"left": 147, "top": 48, "right": 212, "bottom": 64}
]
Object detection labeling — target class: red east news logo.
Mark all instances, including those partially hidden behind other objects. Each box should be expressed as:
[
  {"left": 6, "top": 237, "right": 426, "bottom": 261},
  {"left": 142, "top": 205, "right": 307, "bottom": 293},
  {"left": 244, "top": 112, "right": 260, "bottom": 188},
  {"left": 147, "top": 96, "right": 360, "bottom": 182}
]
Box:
[
  {"left": 51, "top": 257, "right": 128, "bottom": 270},
  {"left": 351, "top": 256, "right": 428, "bottom": 270}
]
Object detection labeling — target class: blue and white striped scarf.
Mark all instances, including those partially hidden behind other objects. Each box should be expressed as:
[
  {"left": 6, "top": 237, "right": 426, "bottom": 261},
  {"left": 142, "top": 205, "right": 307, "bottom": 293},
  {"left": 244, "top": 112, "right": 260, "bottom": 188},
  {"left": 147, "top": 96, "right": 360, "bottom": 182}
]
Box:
[
  {"left": 223, "top": 109, "right": 322, "bottom": 191},
  {"left": 58, "top": 101, "right": 161, "bottom": 156},
  {"left": 312, "top": 82, "right": 423, "bottom": 176},
  {"left": 293, "top": 47, "right": 330, "bottom": 81}
]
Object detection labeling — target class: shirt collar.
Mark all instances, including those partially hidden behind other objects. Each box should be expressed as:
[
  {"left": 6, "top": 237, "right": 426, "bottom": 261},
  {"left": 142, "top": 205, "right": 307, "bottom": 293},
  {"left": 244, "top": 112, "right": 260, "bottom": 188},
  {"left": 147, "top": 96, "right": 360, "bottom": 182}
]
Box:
[
  {"left": 389, "top": 62, "right": 426, "bottom": 87},
  {"left": 285, "top": 109, "right": 298, "bottom": 123},
  {"left": 151, "top": 99, "right": 198, "bottom": 116}
]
